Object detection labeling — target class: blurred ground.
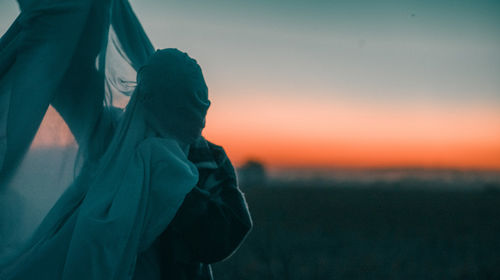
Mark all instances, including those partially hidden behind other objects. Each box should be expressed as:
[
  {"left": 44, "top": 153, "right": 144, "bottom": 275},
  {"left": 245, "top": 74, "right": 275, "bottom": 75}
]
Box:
[{"left": 213, "top": 185, "right": 500, "bottom": 279}]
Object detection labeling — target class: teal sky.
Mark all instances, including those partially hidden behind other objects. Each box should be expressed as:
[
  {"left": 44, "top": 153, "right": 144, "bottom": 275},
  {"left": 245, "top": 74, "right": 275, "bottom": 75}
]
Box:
[
  {"left": 1, "top": 0, "right": 500, "bottom": 168},
  {"left": 1, "top": 0, "right": 499, "bottom": 106},
  {"left": 125, "top": 0, "right": 500, "bottom": 107}
]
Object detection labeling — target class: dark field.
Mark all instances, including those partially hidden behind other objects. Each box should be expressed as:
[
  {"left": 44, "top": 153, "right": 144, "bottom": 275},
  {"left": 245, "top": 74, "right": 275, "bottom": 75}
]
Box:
[{"left": 213, "top": 185, "right": 500, "bottom": 280}]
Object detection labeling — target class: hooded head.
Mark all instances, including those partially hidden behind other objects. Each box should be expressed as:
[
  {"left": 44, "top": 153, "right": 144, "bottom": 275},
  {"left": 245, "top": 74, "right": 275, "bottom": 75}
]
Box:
[{"left": 136, "top": 48, "right": 210, "bottom": 144}]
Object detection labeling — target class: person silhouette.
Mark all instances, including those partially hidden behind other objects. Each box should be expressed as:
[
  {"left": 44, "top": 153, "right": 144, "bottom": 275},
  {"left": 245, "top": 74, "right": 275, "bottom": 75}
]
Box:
[{"left": 0, "top": 1, "right": 251, "bottom": 279}]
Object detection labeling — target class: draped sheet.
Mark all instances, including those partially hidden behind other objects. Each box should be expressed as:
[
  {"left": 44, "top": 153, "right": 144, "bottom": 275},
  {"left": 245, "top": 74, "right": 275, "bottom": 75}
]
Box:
[
  {"left": 0, "top": 0, "right": 199, "bottom": 279},
  {"left": 0, "top": 0, "right": 154, "bottom": 176}
]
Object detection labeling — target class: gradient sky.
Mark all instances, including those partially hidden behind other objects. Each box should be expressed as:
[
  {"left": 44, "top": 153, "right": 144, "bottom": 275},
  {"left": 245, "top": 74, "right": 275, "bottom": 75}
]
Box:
[{"left": 1, "top": 0, "right": 500, "bottom": 169}]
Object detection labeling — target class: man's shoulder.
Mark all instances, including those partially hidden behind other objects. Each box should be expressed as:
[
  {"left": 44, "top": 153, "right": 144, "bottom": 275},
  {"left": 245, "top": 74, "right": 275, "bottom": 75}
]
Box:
[{"left": 138, "top": 137, "right": 184, "bottom": 163}]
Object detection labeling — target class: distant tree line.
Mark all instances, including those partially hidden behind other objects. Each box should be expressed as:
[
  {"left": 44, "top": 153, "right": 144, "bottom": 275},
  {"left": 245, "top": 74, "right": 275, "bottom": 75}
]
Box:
[{"left": 237, "top": 159, "right": 267, "bottom": 188}]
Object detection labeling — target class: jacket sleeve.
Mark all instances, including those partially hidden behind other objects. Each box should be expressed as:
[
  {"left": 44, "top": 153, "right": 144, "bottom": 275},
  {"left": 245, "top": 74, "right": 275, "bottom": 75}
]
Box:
[{"left": 157, "top": 139, "right": 252, "bottom": 264}]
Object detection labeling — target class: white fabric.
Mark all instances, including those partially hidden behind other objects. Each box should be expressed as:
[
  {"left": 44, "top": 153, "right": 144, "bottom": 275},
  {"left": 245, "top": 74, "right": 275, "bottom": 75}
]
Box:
[{"left": 0, "top": 0, "right": 204, "bottom": 279}]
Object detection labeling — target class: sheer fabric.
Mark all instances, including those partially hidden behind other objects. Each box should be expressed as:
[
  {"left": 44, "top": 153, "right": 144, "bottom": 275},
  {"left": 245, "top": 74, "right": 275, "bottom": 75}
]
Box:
[{"left": 0, "top": 0, "right": 203, "bottom": 279}]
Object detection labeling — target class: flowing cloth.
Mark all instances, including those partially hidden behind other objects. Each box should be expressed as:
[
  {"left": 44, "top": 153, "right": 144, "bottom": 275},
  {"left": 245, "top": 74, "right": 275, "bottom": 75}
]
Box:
[{"left": 0, "top": 0, "right": 204, "bottom": 279}]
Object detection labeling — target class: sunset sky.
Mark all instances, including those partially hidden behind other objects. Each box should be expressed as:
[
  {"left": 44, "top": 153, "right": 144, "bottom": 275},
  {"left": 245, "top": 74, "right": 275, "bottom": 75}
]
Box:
[{"left": 1, "top": 0, "right": 499, "bottom": 169}]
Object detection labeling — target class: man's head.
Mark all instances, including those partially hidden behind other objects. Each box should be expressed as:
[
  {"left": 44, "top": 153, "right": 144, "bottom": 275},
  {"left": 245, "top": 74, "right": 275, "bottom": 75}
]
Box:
[{"left": 137, "top": 48, "right": 210, "bottom": 143}]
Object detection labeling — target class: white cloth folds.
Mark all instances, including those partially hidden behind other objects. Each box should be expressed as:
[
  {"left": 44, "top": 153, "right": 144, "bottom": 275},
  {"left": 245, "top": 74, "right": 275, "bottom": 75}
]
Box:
[{"left": 0, "top": 0, "right": 201, "bottom": 279}]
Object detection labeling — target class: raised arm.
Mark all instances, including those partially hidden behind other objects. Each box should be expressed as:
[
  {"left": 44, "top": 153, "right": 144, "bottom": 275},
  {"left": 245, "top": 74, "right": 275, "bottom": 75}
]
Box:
[
  {"left": 1, "top": 0, "right": 155, "bottom": 175},
  {"left": 52, "top": 0, "right": 154, "bottom": 161},
  {"left": 50, "top": 0, "right": 112, "bottom": 157},
  {"left": 0, "top": 0, "right": 98, "bottom": 178}
]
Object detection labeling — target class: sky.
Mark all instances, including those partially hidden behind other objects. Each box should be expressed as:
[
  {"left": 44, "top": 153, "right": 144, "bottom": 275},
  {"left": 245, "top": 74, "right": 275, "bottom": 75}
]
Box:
[{"left": 1, "top": 0, "right": 500, "bottom": 169}]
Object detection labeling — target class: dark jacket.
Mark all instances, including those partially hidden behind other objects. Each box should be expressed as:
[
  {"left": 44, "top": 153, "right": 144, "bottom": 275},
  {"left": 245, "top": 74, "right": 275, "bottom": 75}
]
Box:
[{"left": 156, "top": 140, "right": 252, "bottom": 279}]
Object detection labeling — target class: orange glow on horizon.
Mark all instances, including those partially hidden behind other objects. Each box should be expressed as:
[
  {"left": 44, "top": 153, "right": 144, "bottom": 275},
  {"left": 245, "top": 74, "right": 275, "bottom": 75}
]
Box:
[
  {"left": 204, "top": 94, "right": 500, "bottom": 170},
  {"left": 32, "top": 99, "right": 500, "bottom": 170},
  {"left": 203, "top": 133, "right": 500, "bottom": 170}
]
